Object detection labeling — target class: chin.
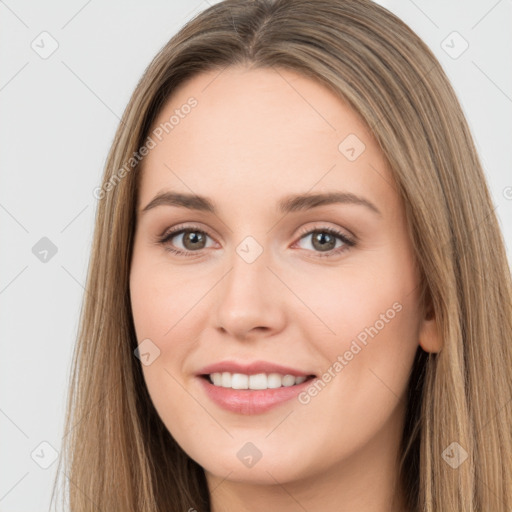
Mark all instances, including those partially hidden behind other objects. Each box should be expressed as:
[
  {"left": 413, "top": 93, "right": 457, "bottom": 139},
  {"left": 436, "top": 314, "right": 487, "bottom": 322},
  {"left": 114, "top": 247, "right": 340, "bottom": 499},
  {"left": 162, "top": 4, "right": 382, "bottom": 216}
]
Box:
[{"left": 186, "top": 437, "right": 325, "bottom": 487}]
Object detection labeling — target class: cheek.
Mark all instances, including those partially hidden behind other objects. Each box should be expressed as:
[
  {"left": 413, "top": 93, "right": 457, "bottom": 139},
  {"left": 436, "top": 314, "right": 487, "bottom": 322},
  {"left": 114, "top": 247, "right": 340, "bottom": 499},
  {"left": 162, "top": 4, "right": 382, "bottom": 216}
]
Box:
[
  {"left": 309, "top": 259, "right": 420, "bottom": 424},
  {"left": 289, "top": 254, "right": 419, "bottom": 355},
  {"left": 130, "top": 260, "right": 209, "bottom": 453},
  {"left": 298, "top": 246, "right": 421, "bottom": 408},
  {"left": 129, "top": 250, "right": 201, "bottom": 343}
]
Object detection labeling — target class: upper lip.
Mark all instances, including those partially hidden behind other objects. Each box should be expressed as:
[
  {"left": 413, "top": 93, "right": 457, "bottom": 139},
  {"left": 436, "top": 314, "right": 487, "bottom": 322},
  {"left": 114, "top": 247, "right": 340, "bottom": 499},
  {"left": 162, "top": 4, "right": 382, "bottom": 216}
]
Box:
[{"left": 197, "top": 360, "right": 314, "bottom": 377}]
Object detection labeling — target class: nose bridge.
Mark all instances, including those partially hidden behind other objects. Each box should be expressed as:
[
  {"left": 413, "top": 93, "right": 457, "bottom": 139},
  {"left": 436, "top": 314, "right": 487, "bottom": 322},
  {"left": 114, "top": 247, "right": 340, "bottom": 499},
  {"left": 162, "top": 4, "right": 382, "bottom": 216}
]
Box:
[
  {"left": 221, "top": 235, "right": 270, "bottom": 310},
  {"left": 214, "top": 235, "right": 283, "bottom": 337}
]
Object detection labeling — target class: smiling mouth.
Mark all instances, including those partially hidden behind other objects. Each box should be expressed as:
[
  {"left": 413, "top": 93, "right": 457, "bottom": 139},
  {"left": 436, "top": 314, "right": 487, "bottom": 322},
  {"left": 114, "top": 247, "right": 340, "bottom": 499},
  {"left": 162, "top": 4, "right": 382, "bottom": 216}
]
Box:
[{"left": 201, "top": 372, "right": 316, "bottom": 390}]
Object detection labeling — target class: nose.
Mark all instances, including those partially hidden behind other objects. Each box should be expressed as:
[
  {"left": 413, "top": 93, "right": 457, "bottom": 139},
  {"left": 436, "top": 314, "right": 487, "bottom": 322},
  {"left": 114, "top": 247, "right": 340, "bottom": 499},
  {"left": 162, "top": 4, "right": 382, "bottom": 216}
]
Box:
[{"left": 213, "top": 243, "right": 286, "bottom": 341}]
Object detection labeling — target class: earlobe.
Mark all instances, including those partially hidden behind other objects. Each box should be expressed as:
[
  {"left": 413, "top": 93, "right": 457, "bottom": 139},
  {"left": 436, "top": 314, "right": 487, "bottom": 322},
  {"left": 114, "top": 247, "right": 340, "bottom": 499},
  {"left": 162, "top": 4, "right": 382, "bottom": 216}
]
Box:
[{"left": 418, "top": 306, "right": 442, "bottom": 353}]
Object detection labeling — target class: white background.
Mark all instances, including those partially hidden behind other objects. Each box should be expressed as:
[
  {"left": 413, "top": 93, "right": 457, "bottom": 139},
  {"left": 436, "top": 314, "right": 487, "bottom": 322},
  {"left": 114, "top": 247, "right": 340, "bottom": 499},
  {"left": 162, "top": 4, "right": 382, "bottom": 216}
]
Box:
[{"left": 1, "top": 0, "right": 510, "bottom": 510}]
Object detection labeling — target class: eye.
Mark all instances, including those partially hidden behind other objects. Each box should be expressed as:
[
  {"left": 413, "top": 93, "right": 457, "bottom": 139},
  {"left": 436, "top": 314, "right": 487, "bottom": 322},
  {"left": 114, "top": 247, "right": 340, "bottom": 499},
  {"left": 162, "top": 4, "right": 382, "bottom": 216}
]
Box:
[
  {"left": 293, "top": 226, "right": 355, "bottom": 258},
  {"left": 157, "top": 224, "right": 215, "bottom": 257}
]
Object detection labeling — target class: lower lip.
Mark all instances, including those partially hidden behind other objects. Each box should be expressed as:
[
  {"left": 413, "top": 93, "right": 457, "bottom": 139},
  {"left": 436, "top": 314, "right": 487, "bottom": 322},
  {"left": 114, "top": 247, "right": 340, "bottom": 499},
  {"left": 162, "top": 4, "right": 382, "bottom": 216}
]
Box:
[{"left": 197, "top": 376, "right": 314, "bottom": 415}]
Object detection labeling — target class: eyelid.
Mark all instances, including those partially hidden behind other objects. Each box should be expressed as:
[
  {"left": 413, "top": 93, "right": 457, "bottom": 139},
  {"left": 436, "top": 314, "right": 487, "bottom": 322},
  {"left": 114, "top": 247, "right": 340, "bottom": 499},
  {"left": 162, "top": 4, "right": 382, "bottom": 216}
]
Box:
[
  {"left": 295, "top": 223, "right": 356, "bottom": 245},
  {"left": 157, "top": 222, "right": 213, "bottom": 241}
]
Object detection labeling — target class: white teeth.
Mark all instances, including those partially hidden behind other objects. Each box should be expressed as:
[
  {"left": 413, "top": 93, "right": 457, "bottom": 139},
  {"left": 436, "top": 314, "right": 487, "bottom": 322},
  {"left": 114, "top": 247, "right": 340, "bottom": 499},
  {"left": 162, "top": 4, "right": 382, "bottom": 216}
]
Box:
[
  {"left": 249, "top": 373, "right": 267, "bottom": 390},
  {"left": 282, "top": 374, "right": 296, "bottom": 387},
  {"left": 267, "top": 373, "right": 282, "bottom": 389},
  {"left": 221, "top": 372, "right": 231, "bottom": 388},
  {"left": 208, "top": 372, "right": 309, "bottom": 389},
  {"left": 231, "top": 373, "right": 249, "bottom": 389}
]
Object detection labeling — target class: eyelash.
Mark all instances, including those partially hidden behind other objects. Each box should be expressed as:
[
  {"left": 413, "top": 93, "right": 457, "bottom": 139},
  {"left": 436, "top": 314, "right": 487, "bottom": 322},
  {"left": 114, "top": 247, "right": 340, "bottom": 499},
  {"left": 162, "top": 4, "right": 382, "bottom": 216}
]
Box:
[{"left": 156, "top": 223, "right": 356, "bottom": 259}]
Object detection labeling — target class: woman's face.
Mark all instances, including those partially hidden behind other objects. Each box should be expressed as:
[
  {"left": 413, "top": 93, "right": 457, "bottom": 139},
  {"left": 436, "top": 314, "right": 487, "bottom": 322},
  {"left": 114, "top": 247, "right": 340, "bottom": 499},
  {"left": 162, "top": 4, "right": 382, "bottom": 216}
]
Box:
[{"left": 130, "top": 66, "right": 438, "bottom": 489}]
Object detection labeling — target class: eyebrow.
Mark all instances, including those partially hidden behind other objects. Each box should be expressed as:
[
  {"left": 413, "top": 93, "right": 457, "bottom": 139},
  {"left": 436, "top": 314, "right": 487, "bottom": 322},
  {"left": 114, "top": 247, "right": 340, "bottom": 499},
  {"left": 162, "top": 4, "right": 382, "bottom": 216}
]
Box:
[{"left": 140, "top": 190, "right": 381, "bottom": 216}]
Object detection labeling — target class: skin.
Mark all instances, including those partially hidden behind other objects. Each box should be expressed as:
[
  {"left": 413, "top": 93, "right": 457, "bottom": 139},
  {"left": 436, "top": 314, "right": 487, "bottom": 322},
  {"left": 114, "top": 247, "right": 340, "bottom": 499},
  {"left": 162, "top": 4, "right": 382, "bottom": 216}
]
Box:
[{"left": 129, "top": 65, "right": 440, "bottom": 512}]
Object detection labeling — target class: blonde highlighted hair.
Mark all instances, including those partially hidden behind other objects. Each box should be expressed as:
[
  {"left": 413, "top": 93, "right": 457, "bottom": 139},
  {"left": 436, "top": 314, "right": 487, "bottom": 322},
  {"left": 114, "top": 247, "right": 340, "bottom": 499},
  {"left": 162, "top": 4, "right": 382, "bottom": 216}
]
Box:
[{"left": 51, "top": 0, "right": 512, "bottom": 510}]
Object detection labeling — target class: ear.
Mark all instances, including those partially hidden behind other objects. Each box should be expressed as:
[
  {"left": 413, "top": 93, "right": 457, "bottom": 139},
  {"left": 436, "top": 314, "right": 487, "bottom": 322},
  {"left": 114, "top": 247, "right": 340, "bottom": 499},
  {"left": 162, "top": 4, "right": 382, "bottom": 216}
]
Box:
[{"left": 418, "top": 297, "right": 442, "bottom": 353}]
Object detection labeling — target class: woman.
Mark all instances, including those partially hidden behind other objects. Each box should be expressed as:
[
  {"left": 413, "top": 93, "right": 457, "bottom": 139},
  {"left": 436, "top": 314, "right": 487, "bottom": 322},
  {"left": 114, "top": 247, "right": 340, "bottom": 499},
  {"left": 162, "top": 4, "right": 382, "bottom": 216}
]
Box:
[{"left": 52, "top": 0, "right": 512, "bottom": 510}]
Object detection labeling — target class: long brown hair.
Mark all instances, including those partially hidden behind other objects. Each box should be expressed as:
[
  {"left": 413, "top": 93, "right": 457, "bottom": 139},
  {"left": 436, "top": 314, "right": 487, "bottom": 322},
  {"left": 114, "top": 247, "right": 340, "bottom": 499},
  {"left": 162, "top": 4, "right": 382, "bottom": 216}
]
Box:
[{"left": 51, "top": 0, "right": 512, "bottom": 510}]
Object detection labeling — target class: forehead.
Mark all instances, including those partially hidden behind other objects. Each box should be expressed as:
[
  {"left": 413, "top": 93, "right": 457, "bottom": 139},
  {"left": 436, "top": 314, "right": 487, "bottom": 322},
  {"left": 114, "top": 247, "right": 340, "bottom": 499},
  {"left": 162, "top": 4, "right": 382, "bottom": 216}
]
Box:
[{"left": 138, "top": 66, "right": 396, "bottom": 215}]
